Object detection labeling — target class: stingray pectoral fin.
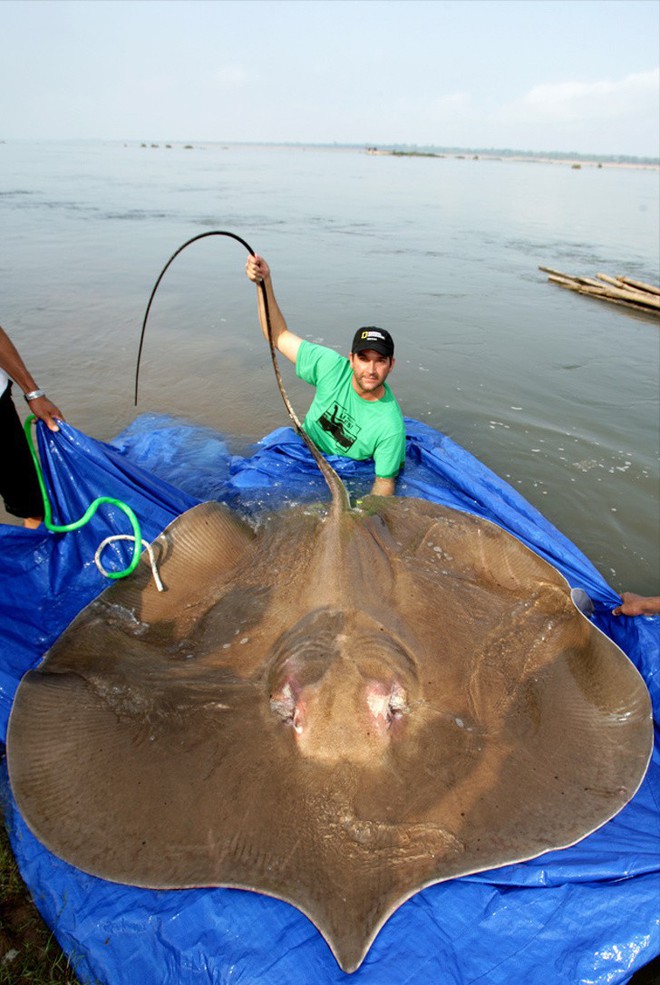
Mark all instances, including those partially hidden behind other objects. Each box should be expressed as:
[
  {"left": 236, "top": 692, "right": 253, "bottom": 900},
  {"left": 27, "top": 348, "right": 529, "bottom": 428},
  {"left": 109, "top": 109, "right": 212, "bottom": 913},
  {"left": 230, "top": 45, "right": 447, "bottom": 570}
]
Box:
[
  {"left": 371, "top": 496, "right": 564, "bottom": 592},
  {"left": 8, "top": 664, "right": 273, "bottom": 885},
  {"left": 98, "top": 501, "right": 256, "bottom": 624}
]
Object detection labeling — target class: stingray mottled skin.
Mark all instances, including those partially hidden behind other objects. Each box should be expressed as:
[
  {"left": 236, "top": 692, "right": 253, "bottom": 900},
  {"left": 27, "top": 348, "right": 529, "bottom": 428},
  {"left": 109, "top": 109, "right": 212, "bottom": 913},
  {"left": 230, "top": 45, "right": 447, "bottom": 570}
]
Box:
[{"left": 7, "top": 492, "right": 653, "bottom": 971}]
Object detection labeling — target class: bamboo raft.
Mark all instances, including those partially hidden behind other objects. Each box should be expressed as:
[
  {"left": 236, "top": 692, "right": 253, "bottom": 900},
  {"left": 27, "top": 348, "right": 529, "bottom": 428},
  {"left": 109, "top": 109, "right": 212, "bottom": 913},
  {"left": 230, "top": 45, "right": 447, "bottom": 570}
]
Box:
[{"left": 539, "top": 267, "right": 660, "bottom": 318}]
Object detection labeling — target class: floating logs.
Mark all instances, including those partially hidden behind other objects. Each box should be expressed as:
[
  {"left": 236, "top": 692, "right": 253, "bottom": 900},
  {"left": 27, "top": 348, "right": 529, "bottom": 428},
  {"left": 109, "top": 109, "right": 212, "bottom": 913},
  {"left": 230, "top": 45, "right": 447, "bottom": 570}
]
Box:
[{"left": 539, "top": 267, "right": 660, "bottom": 318}]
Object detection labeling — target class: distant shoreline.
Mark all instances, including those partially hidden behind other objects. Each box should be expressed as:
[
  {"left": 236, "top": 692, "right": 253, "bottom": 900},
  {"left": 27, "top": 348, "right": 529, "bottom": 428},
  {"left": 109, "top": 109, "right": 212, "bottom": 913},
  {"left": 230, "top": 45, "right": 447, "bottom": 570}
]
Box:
[
  {"left": 2, "top": 138, "right": 658, "bottom": 171},
  {"left": 365, "top": 147, "right": 660, "bottom": 172}
]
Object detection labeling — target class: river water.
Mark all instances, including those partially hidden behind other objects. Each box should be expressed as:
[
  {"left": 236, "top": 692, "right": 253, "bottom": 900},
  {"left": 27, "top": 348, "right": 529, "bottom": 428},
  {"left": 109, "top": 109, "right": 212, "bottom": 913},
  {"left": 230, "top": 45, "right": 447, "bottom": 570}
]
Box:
[{"left": 1, "top": 140, "right": 658, "bottom": 595}]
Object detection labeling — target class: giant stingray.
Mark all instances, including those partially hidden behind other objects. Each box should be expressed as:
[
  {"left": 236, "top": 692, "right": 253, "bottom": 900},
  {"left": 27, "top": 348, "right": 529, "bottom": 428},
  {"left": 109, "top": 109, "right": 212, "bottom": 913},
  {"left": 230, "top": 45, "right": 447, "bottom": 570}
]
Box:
[{"left": 7, "top": 235, "right": 654, "bottom": 973}]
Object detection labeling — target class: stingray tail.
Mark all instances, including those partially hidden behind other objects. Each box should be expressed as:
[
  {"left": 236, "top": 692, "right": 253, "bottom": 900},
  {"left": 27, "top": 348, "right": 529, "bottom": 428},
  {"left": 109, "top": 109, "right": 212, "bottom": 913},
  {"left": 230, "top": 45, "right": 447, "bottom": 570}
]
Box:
[
  {"left": 134, "top": 229, "right": 351, "bottom": 514},
  {"left": 258, "top": 281, "right": 351, "bottom": 514}
]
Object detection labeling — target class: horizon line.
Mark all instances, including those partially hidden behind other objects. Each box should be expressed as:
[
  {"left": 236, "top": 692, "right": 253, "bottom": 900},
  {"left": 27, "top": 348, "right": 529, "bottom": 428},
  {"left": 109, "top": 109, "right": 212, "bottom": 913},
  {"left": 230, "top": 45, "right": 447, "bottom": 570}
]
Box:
[{"left": 0, "top": 137, "right": 657, "bottom": 165}]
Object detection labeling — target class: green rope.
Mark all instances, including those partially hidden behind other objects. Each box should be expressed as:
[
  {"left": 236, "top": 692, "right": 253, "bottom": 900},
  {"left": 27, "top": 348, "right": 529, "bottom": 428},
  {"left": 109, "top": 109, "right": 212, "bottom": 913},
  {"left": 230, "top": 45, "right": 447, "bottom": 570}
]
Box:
[{"left": 23, "top": 416, "right": 142, "bottom": 580}]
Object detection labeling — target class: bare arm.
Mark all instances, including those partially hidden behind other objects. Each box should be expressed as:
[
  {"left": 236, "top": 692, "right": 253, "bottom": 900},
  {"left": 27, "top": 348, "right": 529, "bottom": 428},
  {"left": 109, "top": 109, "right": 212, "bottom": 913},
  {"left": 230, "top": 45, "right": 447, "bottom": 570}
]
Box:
[
  {"left": 612, "top": 592, "right": 660, "bottom": 616},
  {"left": 245, "top": 256, "right": 302, "bottom": 365},
  {"left": 0, "top": 326, "right": 64, "bottom": 431},
  {"left": 371, "top": 476, "right": 396, "bottom": 497}
]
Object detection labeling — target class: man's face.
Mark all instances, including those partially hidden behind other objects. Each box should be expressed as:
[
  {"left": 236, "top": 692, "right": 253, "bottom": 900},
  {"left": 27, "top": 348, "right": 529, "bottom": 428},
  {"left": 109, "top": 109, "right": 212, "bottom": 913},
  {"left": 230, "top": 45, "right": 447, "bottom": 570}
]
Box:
[{"left": 349, "top": 348, "right": 395, "bottom": 398}]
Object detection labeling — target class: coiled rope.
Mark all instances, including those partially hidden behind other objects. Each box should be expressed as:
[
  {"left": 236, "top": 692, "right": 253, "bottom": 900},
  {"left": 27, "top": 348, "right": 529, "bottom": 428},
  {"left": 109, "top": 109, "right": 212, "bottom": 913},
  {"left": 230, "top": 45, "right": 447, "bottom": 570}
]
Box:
[{"left": 24, "top": 416, "right": 162, "bottom": 588}]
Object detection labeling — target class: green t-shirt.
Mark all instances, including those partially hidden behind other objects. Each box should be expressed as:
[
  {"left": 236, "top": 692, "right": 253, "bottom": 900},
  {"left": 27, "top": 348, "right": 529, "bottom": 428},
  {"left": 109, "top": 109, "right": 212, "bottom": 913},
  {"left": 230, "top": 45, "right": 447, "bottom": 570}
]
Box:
[{"left": 295, "top": 341, "right": 405, "bottom": 478}]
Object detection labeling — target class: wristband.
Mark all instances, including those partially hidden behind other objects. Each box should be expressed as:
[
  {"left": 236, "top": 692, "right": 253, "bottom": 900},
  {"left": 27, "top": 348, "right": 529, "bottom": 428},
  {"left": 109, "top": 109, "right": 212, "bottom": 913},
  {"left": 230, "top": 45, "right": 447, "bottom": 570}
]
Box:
[{"left": 24, "top": 389, "right": 46, "bottom": 402}]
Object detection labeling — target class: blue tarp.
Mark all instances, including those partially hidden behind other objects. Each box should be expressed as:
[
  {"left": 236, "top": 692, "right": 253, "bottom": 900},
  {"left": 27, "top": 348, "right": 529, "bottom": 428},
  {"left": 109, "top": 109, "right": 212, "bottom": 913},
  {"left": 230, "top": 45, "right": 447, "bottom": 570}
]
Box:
[{"left": 1, "top": 414, "right": 658, "bottom": 984}]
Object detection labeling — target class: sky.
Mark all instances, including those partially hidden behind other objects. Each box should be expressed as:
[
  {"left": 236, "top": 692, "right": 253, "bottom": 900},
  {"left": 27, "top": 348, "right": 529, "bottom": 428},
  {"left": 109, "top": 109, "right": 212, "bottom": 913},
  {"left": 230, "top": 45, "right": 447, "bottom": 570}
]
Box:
[{"left": 1, "top": 0, "right": 658, "bottom": 157}]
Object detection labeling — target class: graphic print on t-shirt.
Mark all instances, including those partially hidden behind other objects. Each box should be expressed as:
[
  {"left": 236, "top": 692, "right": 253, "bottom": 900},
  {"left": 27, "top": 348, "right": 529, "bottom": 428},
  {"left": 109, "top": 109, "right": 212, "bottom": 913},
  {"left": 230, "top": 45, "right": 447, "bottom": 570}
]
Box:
[{"left": 317, "top": 401, "right": 360, "bottom": 450}]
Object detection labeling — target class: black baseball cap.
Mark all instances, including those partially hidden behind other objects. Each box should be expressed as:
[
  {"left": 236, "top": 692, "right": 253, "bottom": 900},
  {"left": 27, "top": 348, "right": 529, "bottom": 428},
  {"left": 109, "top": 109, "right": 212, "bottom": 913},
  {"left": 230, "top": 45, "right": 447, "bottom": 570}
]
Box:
[{"left": 351, "top": 327, "right": 394, "bottom": 358}]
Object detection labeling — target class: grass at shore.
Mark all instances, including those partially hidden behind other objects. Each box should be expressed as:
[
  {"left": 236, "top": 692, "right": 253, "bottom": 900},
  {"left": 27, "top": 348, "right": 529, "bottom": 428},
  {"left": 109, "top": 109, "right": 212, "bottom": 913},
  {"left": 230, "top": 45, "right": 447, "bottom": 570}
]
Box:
[{"left": 0, "top": 817, "right": 80, "bottom": 985}]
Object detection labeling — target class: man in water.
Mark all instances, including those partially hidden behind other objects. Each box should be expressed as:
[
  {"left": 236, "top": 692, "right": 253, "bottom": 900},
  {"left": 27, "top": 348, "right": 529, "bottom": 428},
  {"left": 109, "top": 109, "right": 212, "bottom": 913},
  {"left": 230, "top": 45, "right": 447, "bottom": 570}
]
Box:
[
  {"left": 246, "top": 255, "right": 405, "bottom": 496},
  {"left": 0, "top": 325, "right": 64, "bottom": 527}
]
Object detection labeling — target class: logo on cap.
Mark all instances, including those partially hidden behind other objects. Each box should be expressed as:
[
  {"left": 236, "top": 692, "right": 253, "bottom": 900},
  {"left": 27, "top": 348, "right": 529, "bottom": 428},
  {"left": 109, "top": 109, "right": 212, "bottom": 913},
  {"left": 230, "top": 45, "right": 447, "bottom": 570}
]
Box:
[{"left": 351, "top": 326, "right": 394, "bottom": 358}]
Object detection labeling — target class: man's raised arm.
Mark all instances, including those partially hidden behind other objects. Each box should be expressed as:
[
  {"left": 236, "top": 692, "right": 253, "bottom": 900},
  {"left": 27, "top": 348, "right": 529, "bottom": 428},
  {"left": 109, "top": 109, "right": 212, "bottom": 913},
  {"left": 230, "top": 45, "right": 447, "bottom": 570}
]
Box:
[{"left": 245, "top": 256, "right": 302, "bottom": 365}]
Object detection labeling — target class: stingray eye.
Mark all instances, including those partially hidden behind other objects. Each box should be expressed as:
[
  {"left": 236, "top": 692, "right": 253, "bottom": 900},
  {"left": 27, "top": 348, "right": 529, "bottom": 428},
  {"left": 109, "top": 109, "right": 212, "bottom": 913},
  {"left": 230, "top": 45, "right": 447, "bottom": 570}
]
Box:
[
  {"left": 270, "top": 682, "right": 297, "bottom": 725},
  {"left": 386, "top": 684, "right": 408, "bottom": 725}
]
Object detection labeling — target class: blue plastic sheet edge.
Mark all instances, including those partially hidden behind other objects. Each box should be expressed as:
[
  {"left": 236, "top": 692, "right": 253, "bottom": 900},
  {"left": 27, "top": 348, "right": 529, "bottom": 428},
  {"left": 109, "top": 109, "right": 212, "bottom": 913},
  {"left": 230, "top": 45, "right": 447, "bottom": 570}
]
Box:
[{"left": 0, "top": 414, "right": 658, "bottom": 985}]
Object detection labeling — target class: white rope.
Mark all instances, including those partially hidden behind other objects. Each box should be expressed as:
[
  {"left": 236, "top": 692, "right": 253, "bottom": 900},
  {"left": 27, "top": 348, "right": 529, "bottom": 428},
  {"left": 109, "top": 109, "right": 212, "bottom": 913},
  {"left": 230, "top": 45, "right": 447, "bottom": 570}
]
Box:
[{"left": 94, "top": 535, "right": 165, "bottom": 592}]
